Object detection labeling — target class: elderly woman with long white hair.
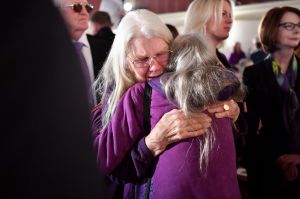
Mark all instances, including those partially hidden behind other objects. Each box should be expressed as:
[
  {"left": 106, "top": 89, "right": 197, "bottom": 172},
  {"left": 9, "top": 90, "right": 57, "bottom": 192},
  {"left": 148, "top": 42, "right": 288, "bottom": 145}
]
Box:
[{"left": 92, "top": 9, "right": 241, "bottom": 198}]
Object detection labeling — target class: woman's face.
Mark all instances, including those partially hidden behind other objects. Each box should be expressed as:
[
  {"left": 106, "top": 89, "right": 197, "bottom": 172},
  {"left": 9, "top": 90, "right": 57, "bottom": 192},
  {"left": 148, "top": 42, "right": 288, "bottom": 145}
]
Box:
[
  {"left": 277, "top": 11, "right": 300, "bottom": 50},
  {"left": 127, "top": 37, "right": 170, "bottom": 81},
  {"left": 206, "top": 0, "right": 232, "bottom": 47}
]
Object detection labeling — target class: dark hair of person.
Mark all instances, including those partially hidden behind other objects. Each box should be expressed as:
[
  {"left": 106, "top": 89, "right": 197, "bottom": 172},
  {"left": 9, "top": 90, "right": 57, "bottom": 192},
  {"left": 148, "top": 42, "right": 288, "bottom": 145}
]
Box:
[
  {"left": 259, "top": 6, "right": 300, "bottom": 53},
  {"left": 91, "top": 11, "right": 113, "bottom": 26},
  {"left": 166, "top": 23, "right": 179, "bottom": 39}
]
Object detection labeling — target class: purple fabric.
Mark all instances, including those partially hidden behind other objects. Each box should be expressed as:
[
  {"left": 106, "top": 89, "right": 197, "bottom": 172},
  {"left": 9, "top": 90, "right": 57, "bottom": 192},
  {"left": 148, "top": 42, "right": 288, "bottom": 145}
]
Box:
[
  {"left": 92, "top": 83, "right": 154, "bottom": 176},
  {"left": 228, "top": 51, "right": 246, "bottom": 66},
  {"left": 149, "top": 79, "right": 240, "bottom": 199},
  {"left": 92, "top": 79, "right": 241, "bottom": 199}
]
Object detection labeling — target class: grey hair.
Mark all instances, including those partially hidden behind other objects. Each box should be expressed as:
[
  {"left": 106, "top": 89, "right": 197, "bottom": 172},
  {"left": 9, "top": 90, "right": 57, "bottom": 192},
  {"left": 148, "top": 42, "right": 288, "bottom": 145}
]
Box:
[
  {"left": 183, "top": 0, "right": 233, "bottom": 34},
  {"left": 162, "top": 33, "right": 245, "bottom": 172},
  {"left": 95, "top": 9, "right": 173, "bottom": 128}
]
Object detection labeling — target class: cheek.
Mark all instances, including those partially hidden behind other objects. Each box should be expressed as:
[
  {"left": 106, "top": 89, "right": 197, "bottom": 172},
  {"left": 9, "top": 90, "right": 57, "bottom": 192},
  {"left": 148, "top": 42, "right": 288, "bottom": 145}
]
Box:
[
  {"left": 128, "top": 65, "right": 148, "bottom": 81},
  {"left": 134, "top": 68, "right": 148, "bottom": 80},
  {"left": 277, "top": 31, "right": 286, "bottom": 43}
]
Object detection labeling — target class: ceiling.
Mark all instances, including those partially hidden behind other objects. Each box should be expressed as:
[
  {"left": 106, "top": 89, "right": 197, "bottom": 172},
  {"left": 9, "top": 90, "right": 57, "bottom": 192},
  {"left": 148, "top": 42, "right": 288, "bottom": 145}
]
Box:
[
  {"left": 124, "top": 0, "right": 294, "bottom": 14},
  {"left": 236, "top": 0, "right": 289, "bottom": 5}
]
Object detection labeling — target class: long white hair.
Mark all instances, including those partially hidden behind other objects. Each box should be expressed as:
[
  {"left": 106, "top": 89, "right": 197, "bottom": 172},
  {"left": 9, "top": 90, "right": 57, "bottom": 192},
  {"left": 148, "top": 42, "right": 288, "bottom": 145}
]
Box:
[{"left": 95, "top": 9, "right": 173, "bottom": 128}]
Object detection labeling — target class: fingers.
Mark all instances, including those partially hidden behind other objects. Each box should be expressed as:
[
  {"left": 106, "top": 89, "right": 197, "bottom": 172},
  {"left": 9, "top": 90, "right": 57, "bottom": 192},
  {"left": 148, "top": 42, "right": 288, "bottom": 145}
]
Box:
[
  {"left": 146, "top": 109, "right": 213, "bottom": 156},
  {"left": 167, "top": 128, "right": 208, "bottom": 145},
  {"left": 167, "top": 111, "right": 212, "bottom": 133},
  {"left": 207, "top": 99, "right": 240, "bottom": 122}
]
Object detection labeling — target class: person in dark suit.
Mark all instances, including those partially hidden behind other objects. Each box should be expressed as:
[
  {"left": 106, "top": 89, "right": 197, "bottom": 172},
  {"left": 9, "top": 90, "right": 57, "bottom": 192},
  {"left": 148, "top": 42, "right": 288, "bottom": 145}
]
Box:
[
  {"left": 243, "top": 6, "right": 300, "bottom": 199},
  {"left": 54, "top": 0, "right": 99, "bottom": 106},
  {"left": 88, "top": 11, "right": 115, "bottom": 78},
  {"left": 0, "top": 0, "right": 106, "bottom": 198},
  {"left": 250, "top": 40, "right": 267, "bottom": 64}
]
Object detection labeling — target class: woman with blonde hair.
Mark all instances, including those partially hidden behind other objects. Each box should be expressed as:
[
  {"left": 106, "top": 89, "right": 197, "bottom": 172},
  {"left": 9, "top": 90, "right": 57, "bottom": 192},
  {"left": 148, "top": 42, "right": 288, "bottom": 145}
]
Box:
[
  {"left": 183, "top": 0, "right": 241, "bottom": 120},
  {"left": 183, "top": 1, "right": 249, "bottom": 166}
]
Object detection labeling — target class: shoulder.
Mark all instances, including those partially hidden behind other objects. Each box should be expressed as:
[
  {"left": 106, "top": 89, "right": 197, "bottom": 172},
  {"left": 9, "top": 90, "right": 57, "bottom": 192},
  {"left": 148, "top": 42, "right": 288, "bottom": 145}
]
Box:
[
  {"left": 86, "top": 34, "right": 99, "bottom": 46},
  {"left": 243, "top": 59, "right": 270, "bottom": 85},
  {"left": 122, "top": 82, "right": 146, "bottom": 104},
  {"left": 244, "top": 59, "right": 269, "bottom": 74},
  {"left": 86, "top": 34, "right": 93, "bottom": 39},
  {"left": 127, "top": 82, "right": 145, "bottom": 94},
  {"left": 216, "top": 49, "right": 232, "bottom": 69}
]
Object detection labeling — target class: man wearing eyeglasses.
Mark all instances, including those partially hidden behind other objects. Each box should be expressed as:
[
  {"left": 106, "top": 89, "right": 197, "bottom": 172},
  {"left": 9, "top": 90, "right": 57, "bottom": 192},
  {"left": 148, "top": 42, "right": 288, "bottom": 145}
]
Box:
[
  {"left": 54, "top": 0, "right": 101, "bottom": 106},
  {"left": 54, "top": 0, "right": 94, "bottom": 40}
]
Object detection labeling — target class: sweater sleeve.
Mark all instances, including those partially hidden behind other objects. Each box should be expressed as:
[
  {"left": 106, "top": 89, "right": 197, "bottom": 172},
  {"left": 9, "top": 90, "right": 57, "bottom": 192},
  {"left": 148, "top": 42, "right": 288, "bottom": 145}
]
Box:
[{"left": 92, "top": 83, "right": 155, "bottom": 182}]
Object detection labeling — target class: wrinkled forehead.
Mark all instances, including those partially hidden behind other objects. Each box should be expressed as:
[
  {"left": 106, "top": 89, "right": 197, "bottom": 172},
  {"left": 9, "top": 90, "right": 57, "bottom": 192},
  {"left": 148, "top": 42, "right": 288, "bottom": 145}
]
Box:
[{"left": 128, "top": 36, "right": 169, "bottom": 56}]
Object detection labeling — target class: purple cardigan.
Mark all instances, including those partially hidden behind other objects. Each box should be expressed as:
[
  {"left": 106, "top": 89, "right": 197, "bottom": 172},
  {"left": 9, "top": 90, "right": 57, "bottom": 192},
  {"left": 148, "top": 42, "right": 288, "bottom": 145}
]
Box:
[{"left": 92, "top": 78, "right": 241, "bottom": 199}]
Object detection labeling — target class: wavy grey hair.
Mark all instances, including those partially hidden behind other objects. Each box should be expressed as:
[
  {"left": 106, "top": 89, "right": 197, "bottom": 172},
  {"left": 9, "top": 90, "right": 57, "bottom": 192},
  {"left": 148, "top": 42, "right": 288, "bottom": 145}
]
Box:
[
  {"left": 162, "top": 33, "right": 245, "bottom": 171},
  {"left": 183, "top": 0, "right": 233, "bottom": 34},
  {"left": 95, "top": 9, "right": 173, "bottom": 128}
]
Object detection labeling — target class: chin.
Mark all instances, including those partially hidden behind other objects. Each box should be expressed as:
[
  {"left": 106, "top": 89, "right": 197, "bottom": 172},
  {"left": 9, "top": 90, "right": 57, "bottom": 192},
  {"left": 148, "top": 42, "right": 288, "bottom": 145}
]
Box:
[{"left": 223, "top": 33, "right": 230, "bottom": 39}]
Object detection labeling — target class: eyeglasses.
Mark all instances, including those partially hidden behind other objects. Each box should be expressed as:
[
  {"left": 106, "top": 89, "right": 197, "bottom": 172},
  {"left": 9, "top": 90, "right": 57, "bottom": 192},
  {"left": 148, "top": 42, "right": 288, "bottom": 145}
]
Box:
[
  {"left": 279, "top": 22, "right": 300, "bottom": 31},
  {"left": 64, "top": 3, "right": 94, "bottom": 14},
  {"left": 129, "top": 51, "right": 172, "bottom": 68}
]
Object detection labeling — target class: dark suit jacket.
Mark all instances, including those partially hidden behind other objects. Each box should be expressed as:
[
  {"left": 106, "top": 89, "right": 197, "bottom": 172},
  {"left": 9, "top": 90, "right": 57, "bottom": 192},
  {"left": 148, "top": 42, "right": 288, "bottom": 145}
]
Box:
[
  {"left": 243, "top": 57, "right": 300, "bottom": 198},
  {"left": 87, "top": 27, "right": 115, "bottom": 78},
  {"left": 1, "top": 1, "right": 107, "bottom": 198}
]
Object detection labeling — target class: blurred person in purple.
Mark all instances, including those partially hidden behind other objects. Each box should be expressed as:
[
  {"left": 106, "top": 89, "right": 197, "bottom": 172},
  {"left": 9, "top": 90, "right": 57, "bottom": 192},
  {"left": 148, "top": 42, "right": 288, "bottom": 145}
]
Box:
[{"left": 228, "top": 41, "right": 246, "bottom": 66}]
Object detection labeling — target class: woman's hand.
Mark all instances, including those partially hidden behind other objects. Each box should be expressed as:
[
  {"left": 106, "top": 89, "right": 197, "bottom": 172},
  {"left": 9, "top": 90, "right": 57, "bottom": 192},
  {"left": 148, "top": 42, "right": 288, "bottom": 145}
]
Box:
[
  {"left": 207, "top": 99, "right": 240, "bottom": 122},
  {"left": 145, "top": 109, "right": 212, "bottom": 157}
]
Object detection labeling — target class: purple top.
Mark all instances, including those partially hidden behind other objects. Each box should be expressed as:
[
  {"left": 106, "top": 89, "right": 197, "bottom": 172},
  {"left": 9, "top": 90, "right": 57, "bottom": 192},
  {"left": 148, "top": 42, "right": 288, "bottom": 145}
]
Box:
[
  {"left": 92, "top": 78, "right": 241, "bottom": 199},
  {"left": 228, "top": 51, "right": 246, "bottom": 66}
]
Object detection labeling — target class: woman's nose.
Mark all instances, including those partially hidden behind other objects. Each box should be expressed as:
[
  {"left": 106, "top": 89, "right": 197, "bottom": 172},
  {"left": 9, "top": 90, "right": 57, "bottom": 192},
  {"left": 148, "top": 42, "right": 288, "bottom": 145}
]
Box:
[{"left": 148, "top": 58, "right": 163, "bottom": 71}]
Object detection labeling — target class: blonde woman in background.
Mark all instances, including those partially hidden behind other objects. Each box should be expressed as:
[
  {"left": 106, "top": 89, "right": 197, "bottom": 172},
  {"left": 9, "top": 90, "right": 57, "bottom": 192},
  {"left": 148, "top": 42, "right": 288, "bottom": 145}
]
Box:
[{"left": 183, "top": 0, "right": 242, "bottom": 127}]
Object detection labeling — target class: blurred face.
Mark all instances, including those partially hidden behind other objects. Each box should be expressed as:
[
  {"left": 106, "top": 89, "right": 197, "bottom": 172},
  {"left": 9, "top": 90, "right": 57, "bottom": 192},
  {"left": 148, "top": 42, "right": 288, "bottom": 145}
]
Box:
[
  {"left": 127, "top": 37, "right": 170, "bottom": 81},
  {"left": 91, "top": 22, "right": 101, "bottom": 35},
  {"left": 235, "top": 42, "right": 241, "bottom": 51},
  {"left": 206, "top": 0, "right": 232, "bottom": 47},
  {"left": 60, "top": 0, "right": 92, "bottom": 40},
  {"left": 277, "top": 12, "right": 300, "bottom": 50}
]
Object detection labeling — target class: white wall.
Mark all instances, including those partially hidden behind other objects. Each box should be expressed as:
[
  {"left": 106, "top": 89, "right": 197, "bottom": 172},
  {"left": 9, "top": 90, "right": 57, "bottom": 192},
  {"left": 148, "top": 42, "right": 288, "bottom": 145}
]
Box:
[{"left": 223, "top": 20, "right": 260, "bottom": 58}]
